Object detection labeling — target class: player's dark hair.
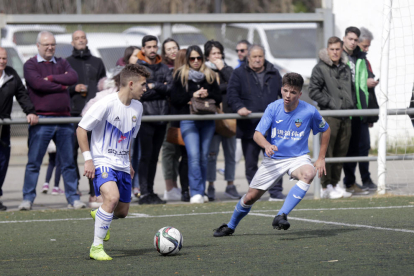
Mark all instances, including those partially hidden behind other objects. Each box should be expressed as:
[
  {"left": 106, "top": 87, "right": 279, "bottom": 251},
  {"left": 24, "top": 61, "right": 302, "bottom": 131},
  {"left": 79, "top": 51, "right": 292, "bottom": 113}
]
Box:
[
  {"left": 120, "top": 64, "right": 150, "bottom": 87},
  {"left": 345, "top": 26, "right": 361, "bottom": 37},
  {"left": 282, "top": 72, "right": 304, "bottom": 90},
  {"left": 327, "top": 36, "right": 343, "bottom": 47},
  {"left": 237, "top": 39, "right": 251, "bottom": 47},
  {"left": 204, "top": 39, "right": 225, "bottom": 60},
  {"left": 142, "top": 35, "right": 158, "bottom": 47}
]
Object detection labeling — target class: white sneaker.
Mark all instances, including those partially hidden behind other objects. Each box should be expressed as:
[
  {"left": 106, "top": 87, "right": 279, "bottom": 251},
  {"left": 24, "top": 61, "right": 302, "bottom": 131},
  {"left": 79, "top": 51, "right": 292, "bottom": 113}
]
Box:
[
  {"left": 190, "top": 194, "right": 204, "bottom": 204},
  {"left": 321, "top": 184, "right": 343, "bottom": 199},
  {"left": 163, "top": 187, "right": 182, "bottom": 201},
  {"left": 334, "top": 185, "right": 352, "bottom": 198},
  {"left": 18, "top": 200, "right": 32, "bottom": 211},
  {"left": 69, "top": 200, "right": 86, "bottom": 209}
]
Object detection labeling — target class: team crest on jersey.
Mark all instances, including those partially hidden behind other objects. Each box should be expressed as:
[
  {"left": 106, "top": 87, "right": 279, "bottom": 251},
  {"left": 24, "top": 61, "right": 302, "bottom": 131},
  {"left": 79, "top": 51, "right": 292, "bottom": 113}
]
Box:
[
  {"left": 295, "top": 119, "right": 302, "bottom": 128},
  {"left": 132, "top": 115, "right": 137, "bottom": 122},
  {"left": 102, "top": 172, "right": 108, "bottom": 179},
  {"left": 319, "top": 118, "right": 326, "bottom": 128},
  {"left": 271, "top": 127, "right": 276, "bottom": 138}
]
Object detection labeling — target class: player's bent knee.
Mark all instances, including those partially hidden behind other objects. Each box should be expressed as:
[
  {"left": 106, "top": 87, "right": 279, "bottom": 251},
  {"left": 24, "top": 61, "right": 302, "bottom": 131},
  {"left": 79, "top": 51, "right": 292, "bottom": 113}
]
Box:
[{"left": 302, "top": 169, "right": 316, "bottom": 183}]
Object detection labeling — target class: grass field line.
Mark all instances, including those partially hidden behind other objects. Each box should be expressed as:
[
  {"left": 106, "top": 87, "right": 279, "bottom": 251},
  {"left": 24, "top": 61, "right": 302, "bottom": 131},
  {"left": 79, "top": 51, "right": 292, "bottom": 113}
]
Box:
[
  {"left": 0, "top": 205, "right": 413, "bottom": 225},
  {"left": 250, "top": 213, "right": 414, "bottom": 233},
  {"left": 251, "top": 205, "right": 414, "bottom": 212}
]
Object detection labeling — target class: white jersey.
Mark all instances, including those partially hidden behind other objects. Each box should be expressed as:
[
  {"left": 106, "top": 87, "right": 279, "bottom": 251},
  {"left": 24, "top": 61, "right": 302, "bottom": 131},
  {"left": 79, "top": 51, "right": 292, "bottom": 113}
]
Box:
[{"left": 79, "top": 93, "right": 143, "bottom": 173}]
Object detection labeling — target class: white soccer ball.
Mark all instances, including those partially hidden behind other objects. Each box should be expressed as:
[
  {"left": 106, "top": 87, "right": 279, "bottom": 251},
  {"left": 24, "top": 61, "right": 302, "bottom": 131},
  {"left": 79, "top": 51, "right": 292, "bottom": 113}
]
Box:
[{"left": 154, "top": 226, "right": 183, "bottom": 256}]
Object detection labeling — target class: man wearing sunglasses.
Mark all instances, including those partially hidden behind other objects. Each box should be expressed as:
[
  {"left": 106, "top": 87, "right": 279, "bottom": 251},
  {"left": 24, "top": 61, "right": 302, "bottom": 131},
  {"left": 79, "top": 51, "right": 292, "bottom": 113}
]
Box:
[{"left": 235, "top": 40, "right": 251, "bottom": 69}]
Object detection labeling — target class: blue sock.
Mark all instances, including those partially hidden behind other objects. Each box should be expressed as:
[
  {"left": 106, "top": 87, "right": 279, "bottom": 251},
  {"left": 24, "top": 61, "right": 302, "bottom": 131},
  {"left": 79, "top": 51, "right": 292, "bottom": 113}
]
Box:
[
  {"left": 277, "top": 181, "right": 309, "bottom": 216},
  {"left": 227, "top": 195, "right": 252, "bottom": 230}
]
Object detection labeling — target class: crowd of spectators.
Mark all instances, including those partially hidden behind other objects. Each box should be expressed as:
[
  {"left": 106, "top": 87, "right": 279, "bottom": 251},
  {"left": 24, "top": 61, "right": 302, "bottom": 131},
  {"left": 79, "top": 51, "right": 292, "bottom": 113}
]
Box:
[{"left": 0, "top": 25, "right": 384, "bottom": 210}]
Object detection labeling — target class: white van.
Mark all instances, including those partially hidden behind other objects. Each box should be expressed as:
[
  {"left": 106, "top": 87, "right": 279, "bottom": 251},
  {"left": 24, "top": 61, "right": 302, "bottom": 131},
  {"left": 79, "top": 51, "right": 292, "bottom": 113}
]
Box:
[
  {"left": 222, "top": 23, "right": 318, "bottom": 81},
  {"left": 123, "top": 24, "right": 208, "bottom": 50}
]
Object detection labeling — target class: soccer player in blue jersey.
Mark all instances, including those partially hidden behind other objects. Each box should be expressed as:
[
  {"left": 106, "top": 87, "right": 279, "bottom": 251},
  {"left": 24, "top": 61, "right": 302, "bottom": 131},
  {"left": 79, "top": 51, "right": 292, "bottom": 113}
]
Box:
[
  {"left": 214, "top": 72, "right": 331, "bottom": 237},
  {"left": 77, "top": 64, "right": 150, "bottom": 260}
]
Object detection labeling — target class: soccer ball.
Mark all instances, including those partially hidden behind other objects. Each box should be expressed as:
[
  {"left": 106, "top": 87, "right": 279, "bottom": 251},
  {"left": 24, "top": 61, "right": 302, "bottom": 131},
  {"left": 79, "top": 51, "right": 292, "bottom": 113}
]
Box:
[{"left": 154, "top": 226, "right": 183, "bottom": 256}]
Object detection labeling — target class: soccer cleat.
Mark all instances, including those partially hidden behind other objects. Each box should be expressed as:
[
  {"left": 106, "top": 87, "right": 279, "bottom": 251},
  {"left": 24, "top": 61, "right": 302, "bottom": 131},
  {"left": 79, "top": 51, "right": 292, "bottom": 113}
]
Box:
[
  {"left": 89, "top": 244, "right": 112, "bottom": 261},
  {"left": 213, "top": 223, "right": 235, "bottom": 237},
  {"left": 272, "top": 213, "right": 290, "bottom": 230},
  {"left": 91, "top": 209, "right": 110, "bottom": 242}
]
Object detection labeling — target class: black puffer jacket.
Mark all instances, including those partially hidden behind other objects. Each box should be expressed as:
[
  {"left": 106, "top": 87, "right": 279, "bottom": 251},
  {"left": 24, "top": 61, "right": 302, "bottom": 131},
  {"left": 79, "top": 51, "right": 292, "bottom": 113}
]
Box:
[
  {"left": 210, "top": 64, "right": 234, "bottom": 113},
  {"left": 170, "top": 73, "right": 222, "bottom": 115},
  {"left": 308, "top": 48, "right": 355, "bottom": 111},
  {"left": 66, "top": 47, "right": 106, "bottom": 116},
  {"left": 137, "top": 53, "right": 172, "bottom": 124},
  {"left": 227, "top": 60, "right": 282, "bottom": 139}
]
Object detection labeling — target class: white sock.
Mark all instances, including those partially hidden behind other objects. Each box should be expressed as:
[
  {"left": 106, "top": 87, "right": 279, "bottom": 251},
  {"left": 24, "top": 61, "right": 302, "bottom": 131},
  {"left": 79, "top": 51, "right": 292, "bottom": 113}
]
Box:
[{"left": 93, "top": 207, "right": 113, "bottom": 246}]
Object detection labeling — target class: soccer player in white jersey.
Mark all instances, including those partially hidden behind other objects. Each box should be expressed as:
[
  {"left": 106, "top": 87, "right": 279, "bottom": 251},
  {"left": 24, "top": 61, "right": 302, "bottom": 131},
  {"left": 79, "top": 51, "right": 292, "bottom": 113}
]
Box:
[
  {"left": 77, "top": 64, "right": 150, "bottom": 260},
  {"left": 214, "top": 72, "right": 331, "bottom": 237}
]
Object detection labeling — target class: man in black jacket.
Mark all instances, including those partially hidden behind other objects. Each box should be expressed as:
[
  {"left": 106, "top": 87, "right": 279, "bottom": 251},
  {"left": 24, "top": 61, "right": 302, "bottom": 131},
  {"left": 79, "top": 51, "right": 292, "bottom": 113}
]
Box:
[
  {"left": 66, "top": 30, "right": 106, "bottom": 208},
  {"left": 309, "top": 36, "right": 354, "bottom": 199},
  {"left": 342, "top": 27, "right": 377, "bottom": 193},
  {"left": 227, "top": 44, "right": 285, "bottom": 200},
  {"left": 136, "top": 35, "right": 172, "bottom": 205},
  {"left": 0, "top": 47, "right": 38, "bottom": 211}
]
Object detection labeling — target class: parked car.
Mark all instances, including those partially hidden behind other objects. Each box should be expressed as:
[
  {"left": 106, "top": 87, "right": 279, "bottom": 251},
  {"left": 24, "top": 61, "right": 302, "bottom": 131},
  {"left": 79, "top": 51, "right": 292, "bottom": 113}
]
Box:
[
  {"left": 1, "top": 24, "right": 67, "bottom": 61},
  {"left": 54, "top": 33, "right": 144, "bottom": 75},
  {"left": 222, "top": 23, "right": 318, "bottom": 80},
  {"left": 123, "top": 24, "right": 208, "bottom": 50}
]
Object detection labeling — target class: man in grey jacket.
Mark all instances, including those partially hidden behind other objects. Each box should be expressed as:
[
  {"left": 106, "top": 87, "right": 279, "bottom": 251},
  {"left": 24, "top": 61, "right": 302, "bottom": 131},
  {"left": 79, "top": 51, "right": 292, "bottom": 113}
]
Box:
[{"left": 309, "top": 36, "right": 355, "bottom": 199}]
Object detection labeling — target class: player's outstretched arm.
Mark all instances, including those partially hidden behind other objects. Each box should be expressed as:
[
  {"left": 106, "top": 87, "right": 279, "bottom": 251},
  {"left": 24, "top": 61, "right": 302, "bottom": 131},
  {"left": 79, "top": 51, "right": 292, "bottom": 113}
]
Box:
[
  {"left": 129, "top": 150, "right": 135, "bottom": 180},
  {"left": 253, "top": 131, "right": 278, "bottom": 157},
  {"left": 314, "top": 126, "right": 331, "bottom": 178},
  {"left": 76, "top": 126, "right": 95, "bottom": 179}
]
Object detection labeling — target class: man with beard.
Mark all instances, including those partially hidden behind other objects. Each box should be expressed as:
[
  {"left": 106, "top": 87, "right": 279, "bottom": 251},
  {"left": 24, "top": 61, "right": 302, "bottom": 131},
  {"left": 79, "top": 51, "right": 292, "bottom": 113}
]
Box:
[{"left": 136, "top": 35, "right": 172, "bottom": 204}]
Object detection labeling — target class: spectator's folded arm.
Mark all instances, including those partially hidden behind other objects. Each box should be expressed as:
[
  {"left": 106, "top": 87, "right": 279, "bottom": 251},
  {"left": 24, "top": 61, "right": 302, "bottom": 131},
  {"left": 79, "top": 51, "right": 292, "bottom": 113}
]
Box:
[{"left": 226, "top": 72, "right": 245, "bottom": 112}]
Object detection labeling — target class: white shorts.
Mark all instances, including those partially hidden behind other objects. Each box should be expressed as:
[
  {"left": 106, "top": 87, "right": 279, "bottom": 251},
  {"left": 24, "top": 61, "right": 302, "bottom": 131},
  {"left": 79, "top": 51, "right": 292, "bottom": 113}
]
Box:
[{"left": 249, "top": 155, "right": 314, "bottom": 191}]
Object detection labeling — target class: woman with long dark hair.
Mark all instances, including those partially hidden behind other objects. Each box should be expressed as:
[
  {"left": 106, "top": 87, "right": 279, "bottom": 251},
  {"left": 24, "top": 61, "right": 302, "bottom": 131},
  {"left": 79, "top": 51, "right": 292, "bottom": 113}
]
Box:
[
  {"left": 161, "top": 38, "right": 180, "bottom": 69},
  {"left": 203, "top": 40, "right": 241, "bottom": 201},
  {"left": 170, "top": 46, "right": 222, "bottom": 203}
]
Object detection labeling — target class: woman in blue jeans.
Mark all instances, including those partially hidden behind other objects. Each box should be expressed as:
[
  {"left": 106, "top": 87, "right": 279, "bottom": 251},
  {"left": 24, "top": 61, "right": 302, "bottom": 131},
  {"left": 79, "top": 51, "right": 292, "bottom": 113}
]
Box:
[{"left": 170, "top": 45, "right": 222, "bottom": 203}]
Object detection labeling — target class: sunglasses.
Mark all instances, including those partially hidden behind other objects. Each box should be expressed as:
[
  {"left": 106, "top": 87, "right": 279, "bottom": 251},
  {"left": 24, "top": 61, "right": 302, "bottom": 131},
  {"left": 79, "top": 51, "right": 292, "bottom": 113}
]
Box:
[
  {"left": 189, "top": 56, "right": 202, "bottom": 62},
  {"left": 235, "top": 49, "right": 246, "bottom": 53}
]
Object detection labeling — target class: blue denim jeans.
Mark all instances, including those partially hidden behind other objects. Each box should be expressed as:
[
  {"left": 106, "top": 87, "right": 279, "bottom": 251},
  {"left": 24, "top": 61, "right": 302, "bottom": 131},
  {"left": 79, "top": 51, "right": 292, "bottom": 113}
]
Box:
[
  {"left": 23, "top": 116, "right": 79, "bottom": 205},
  {"left": 180, "top": 120, "right": 215, "bottom": 197},
  {"left": 206, "top": 134, "right": 236, "bottom": 182}
]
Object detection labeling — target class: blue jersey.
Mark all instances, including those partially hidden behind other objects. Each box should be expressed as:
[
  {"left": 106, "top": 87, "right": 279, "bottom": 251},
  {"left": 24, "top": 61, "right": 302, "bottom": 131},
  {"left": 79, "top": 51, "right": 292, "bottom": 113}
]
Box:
[{"left": 255, "top": 99, "right": 329, "bottom": 159}]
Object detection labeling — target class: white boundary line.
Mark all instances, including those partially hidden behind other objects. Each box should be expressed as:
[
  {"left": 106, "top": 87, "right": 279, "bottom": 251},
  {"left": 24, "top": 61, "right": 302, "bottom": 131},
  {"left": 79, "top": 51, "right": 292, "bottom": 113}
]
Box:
[
  {"left": 0, "top": 205, "right": 413, "bottom": 234},
  {"left": 251, "top": 205, "right": 414, "bottom": 212},
  {"left": 250, "top": 213, "right": 414, "bottom": 233}
]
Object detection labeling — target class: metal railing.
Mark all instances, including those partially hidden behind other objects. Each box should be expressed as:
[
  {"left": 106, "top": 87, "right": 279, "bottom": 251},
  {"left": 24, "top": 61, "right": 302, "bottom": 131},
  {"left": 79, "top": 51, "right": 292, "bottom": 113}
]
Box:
[{"left": 2, "top": 108, "right": 414, "bottom": 199}]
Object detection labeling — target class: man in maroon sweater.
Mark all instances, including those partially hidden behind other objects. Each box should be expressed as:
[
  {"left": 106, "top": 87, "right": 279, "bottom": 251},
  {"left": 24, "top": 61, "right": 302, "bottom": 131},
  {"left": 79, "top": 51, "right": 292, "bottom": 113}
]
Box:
[{"left": 19, "top": 31, "right": 86, "bottom": 210}]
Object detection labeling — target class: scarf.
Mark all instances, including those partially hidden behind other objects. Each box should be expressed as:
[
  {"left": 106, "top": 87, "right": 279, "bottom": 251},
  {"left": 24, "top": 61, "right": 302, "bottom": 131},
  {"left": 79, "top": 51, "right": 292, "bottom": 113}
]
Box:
[{"left": 188, "top": 69, "right": 205, "bottom": 83}]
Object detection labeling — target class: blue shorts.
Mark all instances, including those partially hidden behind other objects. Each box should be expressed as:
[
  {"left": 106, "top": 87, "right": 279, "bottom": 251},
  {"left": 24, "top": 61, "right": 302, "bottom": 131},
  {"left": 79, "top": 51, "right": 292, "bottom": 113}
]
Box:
[{"left": 93, "top": 166, "right": 132, "bottom": 203}]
